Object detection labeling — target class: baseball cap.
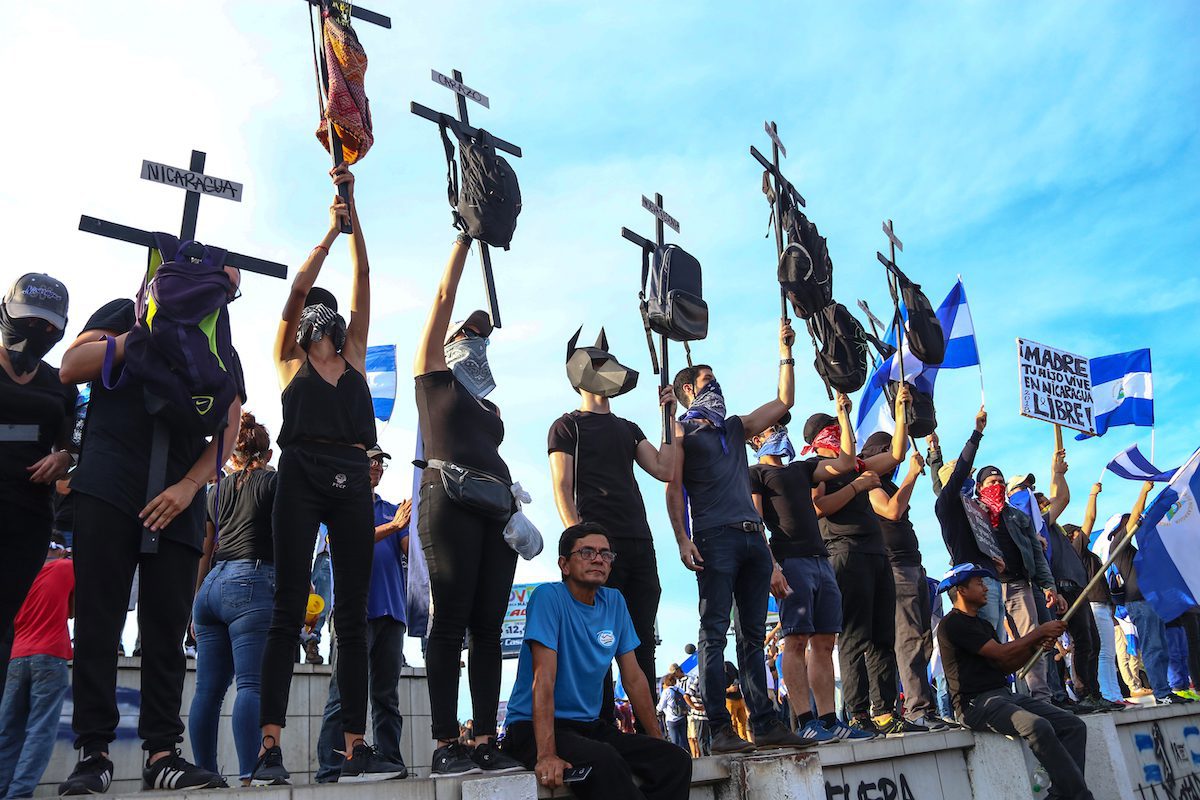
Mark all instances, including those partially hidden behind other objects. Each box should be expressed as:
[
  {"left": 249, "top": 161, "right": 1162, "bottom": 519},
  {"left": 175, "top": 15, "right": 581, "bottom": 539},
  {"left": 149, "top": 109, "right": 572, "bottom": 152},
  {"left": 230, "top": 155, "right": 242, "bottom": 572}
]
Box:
[
  {"left": 445, "top": 309, "right": 494, "bottom": 344},
  {"left": 937, "top": 563, "right": 994, "bottom": 594},
  {"left": 366, "top": 446, "right": 391, "bottom": 461},
  {"left": 859, "top": 431, "right": 892, "bottom": 459},
  {"left": 1006, "top": 473, "right": 1035, "bottom": 494},
  {"left": 976, "top": 465, "right": 1004, "bottom": 488},
  {"left": 4, "top": 273, "right": 69, "bottom": 329},
  {"left": 803, "top": 413, "right": 836, "bottom": 443}
]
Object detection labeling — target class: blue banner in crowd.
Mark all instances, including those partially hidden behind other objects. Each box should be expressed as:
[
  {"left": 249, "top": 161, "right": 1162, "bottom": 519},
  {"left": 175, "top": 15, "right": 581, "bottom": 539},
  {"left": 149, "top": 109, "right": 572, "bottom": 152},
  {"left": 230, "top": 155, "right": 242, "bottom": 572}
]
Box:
[
  {"left": 1135, "top": 446, "right": 1200, "bottom": 623},
  {"left": 1075, "top": 348, "right": 1153, "bottom": 440},
  {"left": 365, "top": 344, "right": 398, "bottom": 423}
]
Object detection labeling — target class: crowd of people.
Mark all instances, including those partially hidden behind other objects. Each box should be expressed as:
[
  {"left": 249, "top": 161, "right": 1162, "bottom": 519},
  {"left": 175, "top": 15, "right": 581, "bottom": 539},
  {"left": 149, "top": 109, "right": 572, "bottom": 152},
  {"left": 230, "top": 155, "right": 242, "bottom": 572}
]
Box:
[{"left": 0, "top": 162, "right": 1197, "bottom": 800}]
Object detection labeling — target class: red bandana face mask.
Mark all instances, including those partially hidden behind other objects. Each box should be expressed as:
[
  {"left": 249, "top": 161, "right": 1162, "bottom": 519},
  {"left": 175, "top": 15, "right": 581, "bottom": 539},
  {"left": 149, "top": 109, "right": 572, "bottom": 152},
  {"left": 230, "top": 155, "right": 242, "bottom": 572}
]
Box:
[
  {"left": 802, "top": 424, "right": 842, "bottom": 456},
  {"left": 978, "top": 484, "right": 1006, "bottom": 527}
]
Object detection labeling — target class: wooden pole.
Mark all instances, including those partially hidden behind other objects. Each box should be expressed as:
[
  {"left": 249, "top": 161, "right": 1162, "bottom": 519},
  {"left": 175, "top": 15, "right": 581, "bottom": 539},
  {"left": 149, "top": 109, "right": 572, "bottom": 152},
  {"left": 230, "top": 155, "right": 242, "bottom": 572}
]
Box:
[
  {"left": 656, "top": 192, "right": 672, "bottom": 445},
  {"left": 1054, "top": 424, "right": 1064, "bottom": 454}
]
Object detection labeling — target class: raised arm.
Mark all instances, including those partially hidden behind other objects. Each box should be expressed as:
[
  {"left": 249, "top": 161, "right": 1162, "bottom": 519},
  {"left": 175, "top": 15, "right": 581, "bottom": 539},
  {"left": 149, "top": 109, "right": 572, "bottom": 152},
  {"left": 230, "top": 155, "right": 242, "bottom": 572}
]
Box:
[
  {"left": 926, "top": 432, "right": 945, "bottom": 496},
  {"left": 813, "top": 392, "right": 856, "bottom": 482},
  {"left": 634, "top": 387, "right": 682, "bottom": 481},
  {"left": 863, "top": 384, "right": 909, "bottom": 474},
  {"left": 341, "top": 167, "right": 369, "bottom": 375},
  {"left": 939, "top": 409, "right": 986, "bottom": 501},
  {"left": 414, "top": 238, "right": 471, "bottom": 376},
  {"left": 1046, "top": 447, "right": 1070, "bottom": 525},
  {"left": 739, "top": 320, "right": 795, "bottom": 437},
  {"left": 1126, "top": 481, "right": 1154, "bottom": 534},
  {"left": 1081, "top": 483, "right": 1101, "bottom": 536}
]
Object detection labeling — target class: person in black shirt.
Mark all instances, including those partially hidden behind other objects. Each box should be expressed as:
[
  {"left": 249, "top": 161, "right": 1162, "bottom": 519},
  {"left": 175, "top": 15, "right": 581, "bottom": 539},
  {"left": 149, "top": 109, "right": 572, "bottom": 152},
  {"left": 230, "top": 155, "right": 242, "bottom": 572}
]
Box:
[
  {"left": 548, "top": 327, "right": 678, "bottom": 725},
  {"left": 0, "top": 273, "right": 76, "bottom": 697},
  {"left": 666, "top": 321, "right": 809, "bottom": 754},
  {"left": 936, "top": 564, "right": 1093, "bottom": 800},
  {"left": 748, "top": 394, "right": 873, "bottom": 744},
  {"left": 808, "top": 386, "right": 916, "bottom": 735},
  {"left": 189, "top": 411, "right": 277, "bottom": 784},
  {"left": 859, "top": 431, "right": 953, "bottom": 731},
  {"left": 412, "top": 229, "right": 524, "bottom": 778},
  {"left": 59, "top": 284, "right": 241, "bottom": 793}
]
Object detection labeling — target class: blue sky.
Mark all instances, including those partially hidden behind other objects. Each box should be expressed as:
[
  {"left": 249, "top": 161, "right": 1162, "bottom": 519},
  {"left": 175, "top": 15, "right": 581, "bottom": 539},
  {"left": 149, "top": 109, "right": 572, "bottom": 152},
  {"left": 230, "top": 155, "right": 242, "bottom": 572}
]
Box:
[{"left": 7, "top": 2, "right": 1199, "bottom": 718}]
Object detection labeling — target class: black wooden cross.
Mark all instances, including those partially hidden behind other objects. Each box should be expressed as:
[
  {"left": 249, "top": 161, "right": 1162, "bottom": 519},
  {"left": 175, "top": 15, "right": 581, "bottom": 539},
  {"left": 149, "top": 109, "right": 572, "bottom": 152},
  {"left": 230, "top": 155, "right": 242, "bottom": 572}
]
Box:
[
  {"left": 306, "top": 0, "right": 391, "bottom": 234},
  {"left": 411, "top": 68, "right": 523, "bottom": 329},
  {"left": 621, "top": 192, "right": 682, "bottom": 443},
  {"left": 875, "top": 220, "right": 926, "bottom": 464},
  {"left": 751, "top": 121, "right": 805, "bottom": 321},
  {"left": 79, "top": 149, "right": 287, "bottom": 278}
]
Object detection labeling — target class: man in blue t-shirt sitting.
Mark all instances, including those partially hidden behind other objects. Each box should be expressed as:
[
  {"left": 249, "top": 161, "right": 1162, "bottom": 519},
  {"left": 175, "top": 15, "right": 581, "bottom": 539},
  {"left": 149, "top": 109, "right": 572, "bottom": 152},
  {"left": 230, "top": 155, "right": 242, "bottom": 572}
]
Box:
[{"left": 503, "top": 524, "right": 691, "bottom": 799}]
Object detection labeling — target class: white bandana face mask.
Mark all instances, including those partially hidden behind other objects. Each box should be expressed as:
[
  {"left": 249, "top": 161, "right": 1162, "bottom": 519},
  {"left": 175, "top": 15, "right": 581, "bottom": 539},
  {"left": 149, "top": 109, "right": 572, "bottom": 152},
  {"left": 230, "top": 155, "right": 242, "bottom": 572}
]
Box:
[{"left": 444, "top": 334, "right": 495, "bottom": 398}]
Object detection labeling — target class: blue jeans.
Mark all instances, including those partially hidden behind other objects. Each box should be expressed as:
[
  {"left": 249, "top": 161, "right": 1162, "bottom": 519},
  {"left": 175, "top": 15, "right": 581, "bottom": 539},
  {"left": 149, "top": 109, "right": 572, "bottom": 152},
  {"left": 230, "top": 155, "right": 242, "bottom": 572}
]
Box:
[
  {"left": 316, "top": 616, "right": 407, "bottom": 782},
  {"left": 1127, "top": 600, "right": 1171, "bottom": 700},
  {"left": 1167, "top": 625, "right": 1190, "bottom": 690},
  {"left": 1091, "top": 604, "right": 1123, "bottom": 702},
  {"left": 189, "top": 560, "right": 275, "bottom": 779},
  {"left": 665, "top": 718, "right": 688, "bottom": 750},
  {"left": 309, "top": 551, "right": 333, "bottom": 642},
  {"left": 693, "top": 524, "right": 775, "bottom": 735},
  {"left": 0, "top": 654, "right": 70, "bottom": 797}
]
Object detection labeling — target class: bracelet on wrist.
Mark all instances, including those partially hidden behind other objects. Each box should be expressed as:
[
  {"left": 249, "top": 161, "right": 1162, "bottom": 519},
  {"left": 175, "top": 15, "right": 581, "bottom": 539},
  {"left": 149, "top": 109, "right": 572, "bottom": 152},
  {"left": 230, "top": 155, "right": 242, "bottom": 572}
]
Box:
[
  {"left": 780, "top": 358, "right": 795, "bottom": 366},
  {"left": 455, "top": 232, "right": 473, "bottom": 246},
  {"left": 313, "top": 244, "right": 330, "bottom": 256},
  {"left": 182, "top": 476, "right": 201, "bottom": 490}
]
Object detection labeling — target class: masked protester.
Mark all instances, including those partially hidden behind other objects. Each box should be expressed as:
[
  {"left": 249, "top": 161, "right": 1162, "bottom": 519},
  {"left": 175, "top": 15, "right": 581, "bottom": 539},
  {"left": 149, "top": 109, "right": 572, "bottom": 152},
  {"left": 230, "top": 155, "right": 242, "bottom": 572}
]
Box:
[
  {"left": 664, "top": 320, "right": 810, "bottom": 754},
  {"left": 547, "top": 327, "right": 678, "bottom": 727},
  {"left": 254, "top": 164, "right": 405, "bottom": 786},
  {"left": 412, "top": 234, "right": 524, "bottom": 778},
  {"left": 0, "top": 274, "right": 75, "bottom": 689},
  {"left": 806, "top": 387, "right": 921, "bottom": 735}
]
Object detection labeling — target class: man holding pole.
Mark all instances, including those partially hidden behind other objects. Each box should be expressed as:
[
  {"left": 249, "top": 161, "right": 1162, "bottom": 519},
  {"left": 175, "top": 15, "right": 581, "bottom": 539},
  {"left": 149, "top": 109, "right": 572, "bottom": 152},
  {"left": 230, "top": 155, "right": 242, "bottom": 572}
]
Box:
[
  {"left": 936, "top": 564, "right": 1094, "bottom": 800},
  {"left": 667, "top": 321, "right": 810, "bottom": 753}
]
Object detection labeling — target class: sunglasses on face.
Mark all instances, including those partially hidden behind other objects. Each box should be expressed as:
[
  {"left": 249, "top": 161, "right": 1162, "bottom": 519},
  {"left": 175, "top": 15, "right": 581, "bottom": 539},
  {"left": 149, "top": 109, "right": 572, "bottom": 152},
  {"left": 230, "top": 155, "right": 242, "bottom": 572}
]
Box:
[{"left": 570, "top": 547, "right": 616, "bottom": 564}]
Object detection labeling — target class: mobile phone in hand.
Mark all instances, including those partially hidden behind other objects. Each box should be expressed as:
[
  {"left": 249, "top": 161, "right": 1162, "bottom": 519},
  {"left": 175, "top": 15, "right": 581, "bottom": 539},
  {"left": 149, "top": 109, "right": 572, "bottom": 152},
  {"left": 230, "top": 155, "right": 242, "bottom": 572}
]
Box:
[{"left": 562, "top": 766, "right": 592, "bottom": 783}]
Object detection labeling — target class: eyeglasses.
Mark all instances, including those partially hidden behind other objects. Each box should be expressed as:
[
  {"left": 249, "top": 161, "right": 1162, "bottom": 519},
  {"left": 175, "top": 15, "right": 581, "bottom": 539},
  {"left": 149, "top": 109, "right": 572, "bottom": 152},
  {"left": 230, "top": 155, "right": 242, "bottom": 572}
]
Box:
[
  {"left": 227, "top": 286, "right": 242, "bottom": 303},
  {"left": 370, "top": 459, "right": 388, "bottom": 470},
  {"left": 569, "top": 547, "right": 616, "bottom": 564}
]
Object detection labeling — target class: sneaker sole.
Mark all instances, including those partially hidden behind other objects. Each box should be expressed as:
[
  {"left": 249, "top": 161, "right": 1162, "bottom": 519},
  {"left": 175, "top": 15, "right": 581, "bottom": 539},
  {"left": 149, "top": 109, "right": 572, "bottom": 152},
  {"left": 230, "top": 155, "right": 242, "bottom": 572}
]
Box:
[
  {"left": 757, "top": 741, "right": 819, "bottom": 750},
  {"left": 250, "top": 777, "right": 291, "bottom": 787},
  {"left": 479, "top": 765, "right": 526, "bottom": 774},
  {"left": 431, "top": 767, "right": 483, "bottom": 778},
  {"left": 711, "top": 744, "right": 757, "bottom": 754},
  {"left": 58, "top": 789, "right": 107, "bottom": 797},
  {"left": 340, "top": 771, "right": 407, "bottom": 783}
]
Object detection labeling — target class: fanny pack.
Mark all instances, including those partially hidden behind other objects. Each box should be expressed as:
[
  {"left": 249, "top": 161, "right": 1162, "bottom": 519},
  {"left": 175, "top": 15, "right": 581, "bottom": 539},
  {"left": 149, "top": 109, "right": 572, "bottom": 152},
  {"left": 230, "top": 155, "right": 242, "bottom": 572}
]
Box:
[{"left": 421, "top": 458, "right": 514, "bottom": 521}]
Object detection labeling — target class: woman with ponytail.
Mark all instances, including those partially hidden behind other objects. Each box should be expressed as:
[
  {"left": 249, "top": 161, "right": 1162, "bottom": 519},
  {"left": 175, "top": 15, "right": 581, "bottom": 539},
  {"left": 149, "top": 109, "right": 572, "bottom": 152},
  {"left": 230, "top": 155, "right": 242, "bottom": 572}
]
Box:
[{"left": 188, "top": 411, "right": 277, "bottom": 785}]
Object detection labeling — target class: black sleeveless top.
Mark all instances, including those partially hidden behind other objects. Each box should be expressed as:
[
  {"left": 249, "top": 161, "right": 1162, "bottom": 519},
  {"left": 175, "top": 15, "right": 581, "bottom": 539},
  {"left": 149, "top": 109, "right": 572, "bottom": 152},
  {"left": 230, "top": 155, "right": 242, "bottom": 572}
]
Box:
[{"left": 278, "top": 359, "right": 376, "bottom": 449}]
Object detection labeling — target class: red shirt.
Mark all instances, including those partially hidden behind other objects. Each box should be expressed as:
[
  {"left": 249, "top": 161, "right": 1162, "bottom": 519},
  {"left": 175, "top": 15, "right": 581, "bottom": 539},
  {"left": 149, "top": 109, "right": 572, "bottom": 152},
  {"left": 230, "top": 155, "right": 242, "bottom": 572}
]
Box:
[{"left": 12, "top": 557, "right": 74, "bottom": 660}]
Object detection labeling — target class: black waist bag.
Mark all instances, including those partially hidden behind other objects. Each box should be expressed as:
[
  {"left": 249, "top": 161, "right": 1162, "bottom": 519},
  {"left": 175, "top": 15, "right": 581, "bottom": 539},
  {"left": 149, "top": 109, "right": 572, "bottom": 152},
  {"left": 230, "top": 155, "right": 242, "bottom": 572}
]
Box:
[
  {"left": 284, "top": 444, "right": 371, "bottom": 500},
  {"left": 424, "top": 458, "right": 513, "bottom": 521},
  {"left": 885, "top": 380, "right": 938, "bottom": 438}
]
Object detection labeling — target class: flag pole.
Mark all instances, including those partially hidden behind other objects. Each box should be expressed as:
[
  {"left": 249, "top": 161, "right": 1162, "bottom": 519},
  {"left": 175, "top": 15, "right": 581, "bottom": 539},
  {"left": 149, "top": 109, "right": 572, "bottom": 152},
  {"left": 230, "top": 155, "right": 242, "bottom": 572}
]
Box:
[
  {"left": 956, "top": 274, "right": 985, "bottom": 407},
  {"left": 1097, "top": 462, "right": 1107, "bottom": 486},
  {"left": 1151, "top": 427, "right": 1156, "bottom": 463}
]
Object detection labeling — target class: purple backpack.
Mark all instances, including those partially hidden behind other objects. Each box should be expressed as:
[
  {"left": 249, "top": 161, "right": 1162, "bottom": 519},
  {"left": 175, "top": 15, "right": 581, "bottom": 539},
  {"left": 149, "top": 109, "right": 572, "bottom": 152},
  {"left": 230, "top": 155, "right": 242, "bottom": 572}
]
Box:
[{"left": 103, "top": 232, "right": 240, "bottom": 437}]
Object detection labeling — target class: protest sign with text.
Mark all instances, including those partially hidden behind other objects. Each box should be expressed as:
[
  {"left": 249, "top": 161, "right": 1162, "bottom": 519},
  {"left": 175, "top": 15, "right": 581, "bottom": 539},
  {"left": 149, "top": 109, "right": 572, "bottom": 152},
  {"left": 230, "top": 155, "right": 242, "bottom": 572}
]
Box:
[{"left": 1017, "top": 338, "right": 1096, "bottom": 435}]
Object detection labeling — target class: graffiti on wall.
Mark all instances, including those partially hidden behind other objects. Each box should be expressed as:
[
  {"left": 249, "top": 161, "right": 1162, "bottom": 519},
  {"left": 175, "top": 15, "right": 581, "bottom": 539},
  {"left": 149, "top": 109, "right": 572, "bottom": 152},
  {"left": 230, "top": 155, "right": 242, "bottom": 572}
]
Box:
[{"left": 1133, "top": 722, "right": 1200, "bottom": 800}]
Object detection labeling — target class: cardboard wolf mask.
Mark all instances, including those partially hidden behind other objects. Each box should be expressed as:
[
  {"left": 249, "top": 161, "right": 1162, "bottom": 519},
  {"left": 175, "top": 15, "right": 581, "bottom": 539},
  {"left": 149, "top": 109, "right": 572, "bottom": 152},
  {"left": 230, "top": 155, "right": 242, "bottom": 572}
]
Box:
[{"left": 566, "top": 327, "right": 639, "bottom": 398}]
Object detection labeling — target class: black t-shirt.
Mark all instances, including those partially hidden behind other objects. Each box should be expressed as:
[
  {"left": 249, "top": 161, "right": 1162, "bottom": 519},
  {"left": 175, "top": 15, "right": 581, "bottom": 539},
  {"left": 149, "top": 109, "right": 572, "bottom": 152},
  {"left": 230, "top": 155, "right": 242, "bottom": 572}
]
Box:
[
  {"left": 0, "top": 359, "right": 77, "bottom": 517},
  {"left": 937, "top": 609, "right": 1008, "bottom": 717},
  {"left": 748, "top": 458, "right": 827, "bottom": 560},
  {"left": 1114, "top": 544, "right": 1143, "bottom": 602},
  {"left": 547, "top": 411, "right": 651, "bottom": 540},
  {"left": 994, "top": 517, "right": 1027, "bottom": 582},
  {"left": 680, "top": 415, "right": 759, "bottom": 531},
  {"left": 818, "top": 470, "right": 884, "bottom": 555},
  {"left": 415, "top": 370, "right": 510, "bottom": 483},
  {"left": 876, "top": 476, "right": 921, "bottom": 566},
  {"left": 207, "top": 469, "right": 277, "bottom": 562},
  {"left": 69, "top": 299, "right": 232, "bottom": 551},
  {"left": 278, "top": 360, "right": 376, "bottom": 449}
]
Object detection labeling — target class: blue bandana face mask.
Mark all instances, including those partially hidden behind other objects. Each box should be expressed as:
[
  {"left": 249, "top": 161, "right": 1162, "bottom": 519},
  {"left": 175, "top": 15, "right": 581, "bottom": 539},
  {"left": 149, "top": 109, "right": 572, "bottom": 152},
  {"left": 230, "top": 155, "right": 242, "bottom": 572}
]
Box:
[
  {"left": 680, "top": 379, "right": 728, "bottom": 452},
  {"left": 755, "top": 428, "right": 796, "bottom": 462},
  {"left": 444, "top": 334, "right": 495, "bottom": 398}
]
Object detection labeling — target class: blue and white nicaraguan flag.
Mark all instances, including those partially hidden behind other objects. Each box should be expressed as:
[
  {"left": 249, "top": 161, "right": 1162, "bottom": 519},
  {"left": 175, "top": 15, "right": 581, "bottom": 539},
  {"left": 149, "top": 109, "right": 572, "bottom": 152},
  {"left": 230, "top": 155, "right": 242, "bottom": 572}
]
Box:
[
  {"left": 1075, "top": 349, "right": 1153, "bottom": 441},
  {"left": 365, "top": 344, "right": 398, "bottom": 423},
  {"left": 1104, "top": 444, "right": 1178, "bottom": 483},
  {"left": 856, "top": 279, "right": 980, "bottom": 440},
  {"left": 1134, "top": 446, "right": 1200, "bottom": 622}
]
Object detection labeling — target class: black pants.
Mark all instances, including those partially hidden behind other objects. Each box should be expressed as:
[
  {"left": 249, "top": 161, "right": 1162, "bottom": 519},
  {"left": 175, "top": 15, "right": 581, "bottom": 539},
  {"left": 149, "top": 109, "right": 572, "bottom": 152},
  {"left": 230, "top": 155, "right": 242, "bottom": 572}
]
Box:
[
  {"left": 1059, "top": 584, "right": 1100, "bottom": 698},
  {"left": 0, "top": 483, "right": 54, "bottom": 696},
  {"left": 71, "top": 493, "right": 198, "bottom": 754},
  {"left": 601, "top": 537, "right": 662, "bottom": 725},
  {"left": 965, "top": 690, "right": 1093, "bottom": 800},
  {"left": 504, "top": 719, "right": 691, "bottom": 800},
  {"left": 831, "top": 550, "right": 897, "bottom": 718},
  {"left": 260, "top": 444, "right": 374, "bottom": 734},
  {"left": 419, "top": 480, "right": 517, "bottom": 741}
]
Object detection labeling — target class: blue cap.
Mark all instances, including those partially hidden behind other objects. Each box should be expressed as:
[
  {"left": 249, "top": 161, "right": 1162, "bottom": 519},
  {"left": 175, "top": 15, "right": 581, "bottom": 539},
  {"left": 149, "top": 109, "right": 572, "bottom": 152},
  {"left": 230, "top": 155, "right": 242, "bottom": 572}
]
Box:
[{"left": 937, "top": 563, "right": 994, "bottom": 594}]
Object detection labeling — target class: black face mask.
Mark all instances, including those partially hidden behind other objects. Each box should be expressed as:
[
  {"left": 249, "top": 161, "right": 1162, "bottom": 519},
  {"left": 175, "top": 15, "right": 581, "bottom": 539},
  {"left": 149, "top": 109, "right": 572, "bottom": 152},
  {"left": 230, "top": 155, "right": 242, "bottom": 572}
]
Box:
[{"left": 0, "top": 304, "right": 62, "bottom": 374}]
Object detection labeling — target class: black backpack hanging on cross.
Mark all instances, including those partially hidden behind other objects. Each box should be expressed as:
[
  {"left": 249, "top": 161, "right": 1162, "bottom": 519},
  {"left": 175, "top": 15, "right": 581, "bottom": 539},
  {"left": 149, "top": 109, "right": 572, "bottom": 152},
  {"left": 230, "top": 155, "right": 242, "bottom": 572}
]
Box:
[
  {"left": 883, "top": 261, "right": 945, "bottom": 365},
  {"left": 884, "top": 380, "right": 938, "bottom": 438},
  {"left": 809, "top": 302, "right": 869, "bottom": 393},
  {"left": 438, "top": 118, "right": 522, "bottom": 249},
  {"left": 637, "top": 244, "right": 708, "bottom": 372},
  {"left": 764, "top": 172, "right": 833, "bottom": 320}
]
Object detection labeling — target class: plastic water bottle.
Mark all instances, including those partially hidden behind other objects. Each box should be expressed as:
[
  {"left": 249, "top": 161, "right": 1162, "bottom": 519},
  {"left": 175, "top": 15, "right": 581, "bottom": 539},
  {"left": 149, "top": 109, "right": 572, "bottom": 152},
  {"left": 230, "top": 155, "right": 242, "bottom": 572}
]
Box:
[{"left": 1031, "top": 766, "right": 1050, "bottom": 796}]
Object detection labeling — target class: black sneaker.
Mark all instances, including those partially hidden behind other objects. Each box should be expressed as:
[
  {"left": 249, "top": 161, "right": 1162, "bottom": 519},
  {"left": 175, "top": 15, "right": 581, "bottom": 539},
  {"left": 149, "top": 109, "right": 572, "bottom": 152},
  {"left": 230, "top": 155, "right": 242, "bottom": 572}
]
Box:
[
  {"left": 472, "top": 740, "right": 524, "bottom": 773},
  {"left": 431, "top": 742, "right": 481, "bottom": 778},
  {"left": 710, "top": 725, "right": 756, "bottom": 754},
  {"left": 873, "top": 714, "right": 929, "bottom": 735},
  {"left": 142, "top": 749, "right": 227, "bottom": 791},
  {"left": 341, "top": 742, "right": 408, "bottom": 782},
  {"left": 913, "top": 714, "right": 958, "bottom": 731},
  {"left": 250, "top": 745, "right": 291, "bottom": 786},
  {"left": 848, "top": 717, "right": 881, "bottom": 737},
  {"left": 59, "top": 753, "right": 114, "bottom": 796},
  {"left": 1160, "top": 693, "right": 1193, "bottom": 706},
  {"left": 754, "top": 720, "right": 817, "bottom": 749}
]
